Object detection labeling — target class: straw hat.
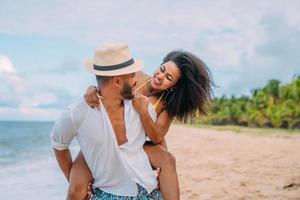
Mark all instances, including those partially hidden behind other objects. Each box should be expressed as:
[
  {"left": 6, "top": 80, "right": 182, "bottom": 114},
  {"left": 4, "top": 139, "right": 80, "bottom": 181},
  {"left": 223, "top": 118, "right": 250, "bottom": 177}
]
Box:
[{"left": 84, "top": 43, "right": 143, "bottom": 76}]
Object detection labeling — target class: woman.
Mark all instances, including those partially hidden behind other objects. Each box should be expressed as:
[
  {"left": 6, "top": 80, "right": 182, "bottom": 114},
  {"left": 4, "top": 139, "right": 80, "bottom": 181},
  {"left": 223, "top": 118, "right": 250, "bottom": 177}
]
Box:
[{"left": 69, "top": 50, "right": 214, "bottom": 200}]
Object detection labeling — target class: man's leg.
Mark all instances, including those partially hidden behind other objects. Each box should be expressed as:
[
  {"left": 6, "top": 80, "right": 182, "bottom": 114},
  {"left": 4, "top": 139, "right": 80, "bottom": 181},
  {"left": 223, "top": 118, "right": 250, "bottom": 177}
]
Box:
[
  {"left": 144, "top": 144, "right": 180, "bottom": 200},
  {"left": 67, "top": 151, "right": 93, "bottom": 200}
]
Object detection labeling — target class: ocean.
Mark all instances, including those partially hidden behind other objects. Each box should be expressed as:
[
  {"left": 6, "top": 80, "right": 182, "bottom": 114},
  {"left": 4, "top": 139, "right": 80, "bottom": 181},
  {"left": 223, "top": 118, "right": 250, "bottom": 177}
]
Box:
[{"left": 0, "top": 121, "right": 80, "bottom": 199}]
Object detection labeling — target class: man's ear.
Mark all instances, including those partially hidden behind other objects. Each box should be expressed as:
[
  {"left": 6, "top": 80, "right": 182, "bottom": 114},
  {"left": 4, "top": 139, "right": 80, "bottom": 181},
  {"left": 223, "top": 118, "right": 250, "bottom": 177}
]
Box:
[{"left": 111, "top": 76, "right": 122, "bottom": 88}]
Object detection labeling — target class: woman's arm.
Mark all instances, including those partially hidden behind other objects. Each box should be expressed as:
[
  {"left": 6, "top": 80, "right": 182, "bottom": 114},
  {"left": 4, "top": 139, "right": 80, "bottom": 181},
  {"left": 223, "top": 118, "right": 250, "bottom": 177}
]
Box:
[
  {"left": 84, "top": 86, "right": 102, "bottom": 109},
  {"left": 133, "top": 95, "right": 172, "bottom": 144},
  {"left": 140, "top": 109, "right": 172, "bottom": 144}
]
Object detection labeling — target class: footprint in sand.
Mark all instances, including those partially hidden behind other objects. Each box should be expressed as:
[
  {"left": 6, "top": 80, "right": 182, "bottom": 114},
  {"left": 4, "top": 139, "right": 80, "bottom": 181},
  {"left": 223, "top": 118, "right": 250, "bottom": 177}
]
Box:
[{"left": 283, "top": 182, "right": 300, "bottom": 191}]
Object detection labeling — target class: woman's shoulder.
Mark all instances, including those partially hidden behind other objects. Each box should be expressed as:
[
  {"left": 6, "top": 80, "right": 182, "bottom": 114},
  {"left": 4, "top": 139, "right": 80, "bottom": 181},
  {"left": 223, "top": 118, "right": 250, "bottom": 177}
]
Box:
[{"left": 150, "top": 96, "right": 167, "bottom": 115}]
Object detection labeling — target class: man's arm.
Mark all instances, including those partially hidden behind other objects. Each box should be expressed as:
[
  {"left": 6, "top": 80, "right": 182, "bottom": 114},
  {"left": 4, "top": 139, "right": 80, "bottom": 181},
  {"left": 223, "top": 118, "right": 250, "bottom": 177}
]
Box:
[
  {"left": 50, "top": 107, "right": 77, "bottom": 181},
  {"left": 54, "top": 148, "right": 73, "bottom": 181}
]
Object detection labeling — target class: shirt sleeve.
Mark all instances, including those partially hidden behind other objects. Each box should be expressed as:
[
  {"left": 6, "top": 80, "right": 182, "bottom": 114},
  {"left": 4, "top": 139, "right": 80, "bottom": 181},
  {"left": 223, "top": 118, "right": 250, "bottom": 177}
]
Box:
[{"left": 50, "top": 108, "right": 76, "bottom": 150}]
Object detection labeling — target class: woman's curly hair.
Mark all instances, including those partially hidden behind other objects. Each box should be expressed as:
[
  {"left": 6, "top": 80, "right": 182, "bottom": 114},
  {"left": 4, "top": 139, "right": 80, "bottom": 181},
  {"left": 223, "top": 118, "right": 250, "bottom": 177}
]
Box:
[{"left": 162, "top": 50, "right": 214, "bottom": 122}]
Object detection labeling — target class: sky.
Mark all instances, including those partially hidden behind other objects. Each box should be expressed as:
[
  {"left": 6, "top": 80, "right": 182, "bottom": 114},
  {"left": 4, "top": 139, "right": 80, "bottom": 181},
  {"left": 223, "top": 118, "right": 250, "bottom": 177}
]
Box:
[{"left": 0, "top": 0, "right": 299, "bottom": 121}]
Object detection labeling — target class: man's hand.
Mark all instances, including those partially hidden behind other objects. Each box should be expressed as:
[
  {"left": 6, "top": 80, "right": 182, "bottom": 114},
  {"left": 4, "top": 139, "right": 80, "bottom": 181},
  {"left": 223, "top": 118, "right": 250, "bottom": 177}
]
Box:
[
  {"left": 85, "top": 182, "right": 93, "bottom": 200},
  {"left": 156, "top": 168, "right": 161, "bottom": 190}
]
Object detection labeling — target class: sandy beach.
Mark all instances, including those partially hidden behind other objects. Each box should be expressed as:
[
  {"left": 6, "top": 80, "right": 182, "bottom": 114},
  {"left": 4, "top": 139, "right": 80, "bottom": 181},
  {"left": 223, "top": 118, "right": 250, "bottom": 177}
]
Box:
[
  {"left": 1, "top": 122, "right": 299, "bottom": 199},
  {"left": 166, "top": 125, "right": 300, "bottom": 200}
]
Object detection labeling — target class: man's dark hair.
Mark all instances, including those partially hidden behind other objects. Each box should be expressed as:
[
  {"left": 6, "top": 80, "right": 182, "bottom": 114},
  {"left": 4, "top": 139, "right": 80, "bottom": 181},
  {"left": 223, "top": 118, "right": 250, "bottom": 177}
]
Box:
[{"left": 96, "top": 75, "right": 112, "bottom": 86}]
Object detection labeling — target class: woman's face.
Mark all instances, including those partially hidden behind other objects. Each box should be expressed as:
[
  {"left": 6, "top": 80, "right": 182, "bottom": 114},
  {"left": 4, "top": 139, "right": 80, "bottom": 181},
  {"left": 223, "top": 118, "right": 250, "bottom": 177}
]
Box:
[{"left": 150, "top": 61, "right": 181, "bottom": 91}]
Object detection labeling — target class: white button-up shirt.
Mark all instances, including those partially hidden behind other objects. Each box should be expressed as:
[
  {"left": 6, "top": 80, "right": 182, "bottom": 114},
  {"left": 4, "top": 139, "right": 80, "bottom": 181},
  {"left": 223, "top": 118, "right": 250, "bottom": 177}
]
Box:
[{"left": 50, "top": 99, "right": 157, "bottom": 197}]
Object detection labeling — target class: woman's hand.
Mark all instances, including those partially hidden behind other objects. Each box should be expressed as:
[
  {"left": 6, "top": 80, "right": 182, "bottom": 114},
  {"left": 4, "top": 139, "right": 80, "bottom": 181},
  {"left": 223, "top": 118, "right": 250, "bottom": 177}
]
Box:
[
  {"left": 132, "top": 94, "right": 149, "bottom": 114},
  {"left": 84, "top": 86, "right": 102, "bottom": 110}
]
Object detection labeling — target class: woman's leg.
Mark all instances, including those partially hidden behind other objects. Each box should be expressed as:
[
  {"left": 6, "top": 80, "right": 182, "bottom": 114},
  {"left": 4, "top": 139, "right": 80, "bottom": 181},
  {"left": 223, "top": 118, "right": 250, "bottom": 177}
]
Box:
[
  {"left": 67, "top": 151, "right": 93, "bottom": 200},
  {"left": 144, "top": 143, "right": 180, "bottom": 200}
]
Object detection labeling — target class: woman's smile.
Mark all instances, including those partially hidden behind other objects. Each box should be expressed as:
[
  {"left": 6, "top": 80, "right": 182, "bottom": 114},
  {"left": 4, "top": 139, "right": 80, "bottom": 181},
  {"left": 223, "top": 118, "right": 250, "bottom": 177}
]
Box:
[{"left": 151, "top": 76, "right": 163, "bottom": 87}]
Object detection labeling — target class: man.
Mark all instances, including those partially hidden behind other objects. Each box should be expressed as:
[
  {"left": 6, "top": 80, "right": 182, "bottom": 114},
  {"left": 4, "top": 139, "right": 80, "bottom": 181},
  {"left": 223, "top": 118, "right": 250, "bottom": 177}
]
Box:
[{"left": 51, "top": 43, "right": 163, "bottom": 199}]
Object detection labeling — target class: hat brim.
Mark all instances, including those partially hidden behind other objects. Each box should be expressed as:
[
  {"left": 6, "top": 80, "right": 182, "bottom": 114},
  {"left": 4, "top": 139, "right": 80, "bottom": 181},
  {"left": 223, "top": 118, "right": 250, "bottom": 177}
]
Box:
[{"left": 84, "top": 58, "right": 143, "bottom": 76}]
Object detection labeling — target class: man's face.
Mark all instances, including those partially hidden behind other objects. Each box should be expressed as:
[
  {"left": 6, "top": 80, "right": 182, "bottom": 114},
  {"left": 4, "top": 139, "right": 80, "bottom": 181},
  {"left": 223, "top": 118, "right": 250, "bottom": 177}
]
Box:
[{"left": 120, "top": 73, "right": 137, "bottom": 100}]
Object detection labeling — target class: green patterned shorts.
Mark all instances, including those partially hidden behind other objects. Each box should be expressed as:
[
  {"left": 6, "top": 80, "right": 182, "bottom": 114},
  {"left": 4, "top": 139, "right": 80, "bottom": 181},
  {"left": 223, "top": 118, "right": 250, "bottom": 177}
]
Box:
[{"left": 92, "top": 184, "right": 163, "bottom": 200}]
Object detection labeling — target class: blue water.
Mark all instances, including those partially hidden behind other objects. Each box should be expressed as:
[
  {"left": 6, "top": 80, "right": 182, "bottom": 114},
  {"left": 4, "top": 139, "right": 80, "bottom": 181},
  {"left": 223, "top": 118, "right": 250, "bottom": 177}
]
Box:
[
  {"left": 0, "top": 121, "right": 79, "bottom": 199},
  {"left": 0, "top": 121, "right": 52, "bottom": 165}
]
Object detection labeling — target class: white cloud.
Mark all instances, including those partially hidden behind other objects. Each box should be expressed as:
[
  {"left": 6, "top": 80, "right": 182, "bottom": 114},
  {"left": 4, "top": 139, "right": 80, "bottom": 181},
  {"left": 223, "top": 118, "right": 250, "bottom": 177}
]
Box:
[
  {"left": 0, "top": 55, "right": 16, "bottom": 73},
  {"left": 0, "top": 0, "right": 300, "bottom": 119},
  {"left": 0, "top": 55, "right": 27, "bottom": 94},
  {"left": 20, "top": 92, "right": 58, "bottom": 108},
  {"left": 1, "top": 0, "right": 299, "bottom": 67},
  {"left": 0, "top": 55, "right": 80, "bottom": 120},
  {"left": 0, "top": 106, "right": 61, "bottom": 121}
]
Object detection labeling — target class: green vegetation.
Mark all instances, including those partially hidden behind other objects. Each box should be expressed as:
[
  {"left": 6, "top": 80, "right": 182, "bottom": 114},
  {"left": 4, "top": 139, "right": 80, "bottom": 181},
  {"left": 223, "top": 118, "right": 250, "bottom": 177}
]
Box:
[{"left": 197, "top": 76, "right": 300, "bottom": 129}]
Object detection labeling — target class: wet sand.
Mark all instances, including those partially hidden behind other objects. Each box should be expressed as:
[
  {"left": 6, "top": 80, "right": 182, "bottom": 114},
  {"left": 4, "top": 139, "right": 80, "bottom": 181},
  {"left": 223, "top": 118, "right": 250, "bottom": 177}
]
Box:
[{"left": 166, "top": 125, "right": 300, "bottom": 200}]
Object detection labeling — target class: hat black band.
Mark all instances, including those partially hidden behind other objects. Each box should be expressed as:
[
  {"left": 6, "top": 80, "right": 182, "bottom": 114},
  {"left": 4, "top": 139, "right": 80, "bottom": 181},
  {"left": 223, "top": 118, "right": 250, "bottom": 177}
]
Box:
[{"left": 93, "top": 58, "right": 134, "bottom": 71}]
